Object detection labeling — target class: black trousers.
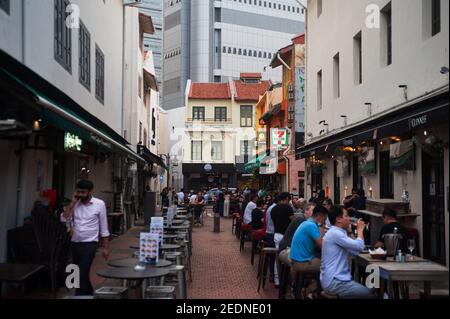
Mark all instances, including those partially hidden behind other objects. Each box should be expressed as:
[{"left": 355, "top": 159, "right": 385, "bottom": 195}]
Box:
[{"left": 71, "top": 242, "right": 97, "bottom": 296}]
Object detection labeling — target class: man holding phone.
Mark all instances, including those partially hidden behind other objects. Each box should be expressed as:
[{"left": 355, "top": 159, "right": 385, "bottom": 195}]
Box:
[{"left": 61, "top": 180, "right": 110, "bottom": 296}]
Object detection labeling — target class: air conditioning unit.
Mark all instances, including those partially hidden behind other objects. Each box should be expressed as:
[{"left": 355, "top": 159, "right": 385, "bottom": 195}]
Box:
[
  {"left": 288, "top": 84, "right": 294, "bottom": 92},
  {"left": 123, "top": 0, "right": 143, "bottom": 6}
]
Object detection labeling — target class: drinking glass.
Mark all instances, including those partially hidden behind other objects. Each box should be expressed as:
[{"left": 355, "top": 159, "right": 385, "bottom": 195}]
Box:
[{"left": 407, "top": 239, "right": 416, "bottom": 260}]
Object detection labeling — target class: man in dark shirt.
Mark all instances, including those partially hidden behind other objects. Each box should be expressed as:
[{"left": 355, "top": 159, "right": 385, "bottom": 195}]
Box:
[
  {"left": 278, "top": 202, "right": 316, "bottom": 265},
  {"left": 270, "top": 192, "right": 294, "bottom": 287},
  {"left": 271, "top": 192, "right": 295, "bottom": 236},
  {"left": 375, "top": 208, "right": 409, "bottom": 253},
  {"left": 250, "top": 199, "right": 265, "bottom": 230}
]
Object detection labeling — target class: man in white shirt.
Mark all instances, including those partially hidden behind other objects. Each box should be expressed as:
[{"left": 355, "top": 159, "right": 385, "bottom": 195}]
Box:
[
  {"left": 176, "top": 189, "right": 185, "bottom": 205},
  {"left": 61, "top": 180, "right": 110, "bottom": 296},
  {"left": 243, "top": 194, "right": 258, "bottom": 225}
]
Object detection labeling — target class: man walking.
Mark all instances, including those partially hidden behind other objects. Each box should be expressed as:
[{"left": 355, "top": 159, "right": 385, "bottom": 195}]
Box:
[{"left": 61, "top": 180, "right": 110, "bottom": 296}]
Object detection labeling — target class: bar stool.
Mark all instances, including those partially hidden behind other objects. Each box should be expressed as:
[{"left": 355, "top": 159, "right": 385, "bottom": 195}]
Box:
[
  {"left": 162, "top": 265, "right": 187, "bottom": 299},
  {"left": 321, "top": 291, "right": 339, "bottom": 299},
  {"left": 292, "top": 270, "right": 321, "bottom": 299},
  {"left": 240, "top": 223, "right": 252, "bottom": 252},
  {"left": 231, "top": 213, "right": 240, "bottom": 234},
  {"left": 257, "top": 247, "right": 279, "bottom": 292},
  {"left": 145, "top": 286, "right": 176, "bottom": 299},
  {"left": 250, "top": 229, "right": 265, "bottom": 266},
  {"left": 278, "top": 262, "right": 291, "bottom": 299}
]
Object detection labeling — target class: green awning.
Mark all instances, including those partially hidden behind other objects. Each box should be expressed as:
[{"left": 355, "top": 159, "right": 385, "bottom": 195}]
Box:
[
  {"left": 244, "top": 152, "right": 268, "bottom": 173},
  {"left": 0, "top": 66, "right": 145, "bottom": 163}
]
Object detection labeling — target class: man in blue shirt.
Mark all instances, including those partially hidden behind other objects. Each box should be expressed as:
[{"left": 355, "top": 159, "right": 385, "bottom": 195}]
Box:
[
  {"left": 320, "top": 206, "right": 375, "bottom": 299},
  {"left": 289, "top": 205, "right": 328, "bottom": 296}
]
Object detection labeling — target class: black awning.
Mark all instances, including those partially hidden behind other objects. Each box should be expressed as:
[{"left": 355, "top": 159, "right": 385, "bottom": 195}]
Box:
[
  {"left": 298, "top": 90, "right": 449, "bottom": 159},
  {"left": 137, "top": 145, "right": 168, "bottom": 170},
  {"left": 0, "top": 49, "right": 130, "bottom": 147},
  {"left": 182, "top": 163, "right": 235, "bottom": 174}
]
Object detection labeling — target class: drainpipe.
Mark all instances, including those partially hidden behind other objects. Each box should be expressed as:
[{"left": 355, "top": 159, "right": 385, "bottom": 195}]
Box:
[
  {"left": 15, "top": 142, "right": 24, "bottom": 227},
  {"left": 282, "top": 127, "right": 293, "bottom": 192},
  {"left": 22, "top": 0, "right": 26, "bottom": 64},
  {"left": 16, "top": 0, "right": 26, "bottom": 226}
]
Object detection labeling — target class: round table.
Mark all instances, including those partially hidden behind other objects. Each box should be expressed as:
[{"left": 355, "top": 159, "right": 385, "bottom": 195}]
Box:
[
  {"left": 130, "top": 244, "right": 181, "bottom": 250},
  {"left": 108, "top": 258, "right": 172, "bottom": 268},
  {"left": 164, "top": 225, "right": 190, "bottom": 231},
  {"left": 96, "top": 267, "right": 169, "bottom": 281},
  {"left": 136, "top": 234, "right": 178, "bottom": 239}
]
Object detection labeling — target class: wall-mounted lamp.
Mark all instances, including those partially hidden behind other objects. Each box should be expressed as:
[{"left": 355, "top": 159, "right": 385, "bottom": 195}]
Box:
[
  {"left": 440, "top": 66, "right": 449, "bottom": 74},
  {"left": 424, "top": 130, "right": 428, "bottom": 136},
  {"left": 364, "top": 103, "right": 372, "bottom": 117},
  {"left": 398, "top": 85, "right": 408, "bottom": 100},
  {"left": 340, "top": 115, "right": 348, "bottom": 127}
]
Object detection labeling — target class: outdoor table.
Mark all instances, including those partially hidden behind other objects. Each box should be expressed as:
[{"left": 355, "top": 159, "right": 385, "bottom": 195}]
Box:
[
  {"left": 96, "top": 267, "right": 170, "bottom": 298},
  {"left": 354, "top": 253, "right": 449, "bottom": 299},
  {"left": 108, "top": 258, "right": 172, "bottom": 268},
  {"left": 130, "top": 244, "right": 181, "bottom": 251},
  {"left": 136, "top": 234, "right": 178, "bottom": 240},
  {"left": 163, "top": 219, "right": 185, "bottom": 225},
  {"left": 164, "top": 225, "right": 190, "bottom": 231},
  {"left": 0, "top": 263, "right": 45, "bottom": 298}
]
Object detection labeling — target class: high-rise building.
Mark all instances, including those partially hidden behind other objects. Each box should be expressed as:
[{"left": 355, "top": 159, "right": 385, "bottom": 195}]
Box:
[
  {"left": 163, "top": 0, "right": 305, "bottom": 111},
  {"left": 164, "top": 0, "right": 305, "bottom": 190},
  {"left": 141, "top": 0, "right": 164, "bottom": 104}
]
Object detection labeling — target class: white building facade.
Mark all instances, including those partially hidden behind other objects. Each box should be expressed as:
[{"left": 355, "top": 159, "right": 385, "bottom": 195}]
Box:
[
  {"left": 0, "top": 0, "right": 157, "bottom": 262},
  {"left": 163, "top": 0, "right": 305, "bottom": 191},
  {"left": 301, "top": 0, "right": 449, "bottom": 265}
]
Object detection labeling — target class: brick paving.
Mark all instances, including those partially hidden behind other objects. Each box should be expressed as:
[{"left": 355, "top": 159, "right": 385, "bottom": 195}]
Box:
[
  {"left": 188, "top": 212, "right": 278, "bottom": 299},
  {"left": 3, "top": 208, "right": 444, "bottom": 299}
]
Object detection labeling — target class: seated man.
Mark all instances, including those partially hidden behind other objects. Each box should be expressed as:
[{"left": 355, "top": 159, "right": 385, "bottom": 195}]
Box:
[
  {"left": 278, "top": 202, "right": 316, "bottom": 265},
  {"left": 289, "top": 205, "right": 328, "bottom": 296},
  {"left": 375, "top": 208, "right": 409, "bottom": 253},
  {"left": 250, "top": 199, "right": 265, "bottom": 230},
  {"left": 243, "top": 194, "right": 258, "bottom": 225},
  {"left": 320, "top": 206, "right": 375, "bottom": 299}
]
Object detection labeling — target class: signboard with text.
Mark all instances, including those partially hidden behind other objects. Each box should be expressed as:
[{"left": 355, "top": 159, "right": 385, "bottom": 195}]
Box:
[{"left": 270, "top": 128, "right": 289, "bottom": 150}]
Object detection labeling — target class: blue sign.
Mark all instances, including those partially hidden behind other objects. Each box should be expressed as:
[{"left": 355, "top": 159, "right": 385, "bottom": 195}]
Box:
[{"left": 159, "top": 175, "right": 164, "bottom": 183}]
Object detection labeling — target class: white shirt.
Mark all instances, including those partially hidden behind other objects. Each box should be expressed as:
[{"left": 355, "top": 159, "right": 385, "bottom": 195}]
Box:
[
  {"left": 244, "top": 201, "right": 257, "bottom": 225},
  {"left": 265, "top": 203, "right": 277, "bottom": 234},
  {"left": 61, "top": 197, "right": 110, "bottom": 243},
  {"left": 177, "top": 192, "right": 184, "bottom": 203},
  {"left": 189, "top": 194, "right": 197, "bottom": 203}
]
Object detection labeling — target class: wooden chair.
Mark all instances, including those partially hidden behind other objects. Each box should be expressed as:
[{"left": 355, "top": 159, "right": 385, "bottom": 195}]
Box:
[{"left": 31, "top": 205, "right": 71, "bottom": 296}]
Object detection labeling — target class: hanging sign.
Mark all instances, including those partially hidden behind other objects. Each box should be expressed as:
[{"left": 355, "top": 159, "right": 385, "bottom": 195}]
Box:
[{"left": 270, "top": 128, "right": 289, "bottom": 150}]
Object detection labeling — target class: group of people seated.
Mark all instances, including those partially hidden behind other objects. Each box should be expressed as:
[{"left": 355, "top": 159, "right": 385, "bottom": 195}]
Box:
[{"left": 239, "top": 188, "right": 412, "bottom": 299}]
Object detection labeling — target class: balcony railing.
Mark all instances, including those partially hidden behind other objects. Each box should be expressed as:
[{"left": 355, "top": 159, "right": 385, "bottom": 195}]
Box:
[{"left": 185, "top": 118, "right": 233, "bottom": 125}]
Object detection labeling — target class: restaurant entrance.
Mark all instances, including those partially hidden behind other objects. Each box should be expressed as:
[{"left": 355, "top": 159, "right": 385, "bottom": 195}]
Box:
[{"left": 422, "top": 149, "right": 446, "bottom": 265}]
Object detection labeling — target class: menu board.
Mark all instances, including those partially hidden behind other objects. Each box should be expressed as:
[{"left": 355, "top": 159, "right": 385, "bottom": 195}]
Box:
[
  {"left": 150, "top": 217, "right": 164, "bottom": 246},
  {"left": 139, "top": 232, "right": 159, "bottom": 264}
]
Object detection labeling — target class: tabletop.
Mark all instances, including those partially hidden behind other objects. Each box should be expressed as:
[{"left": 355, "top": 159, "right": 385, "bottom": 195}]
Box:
[
  {"left": 130, "top": 244, "right": 181, "bottom": 250},
  {"left": 108, "top": 258, "right": 172, "bottom": 268},
  {"left": 96, "top": 267, "right": 170, "bottom": 280},
  {"left": 0, "top": 263, "right": 45, "bottom": 282},
  {"left": 136, "top": 234, "right": 178, "bottom": 239},
  {"left": 354, "top": 253, "right": 449, "bottom": 282}
]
